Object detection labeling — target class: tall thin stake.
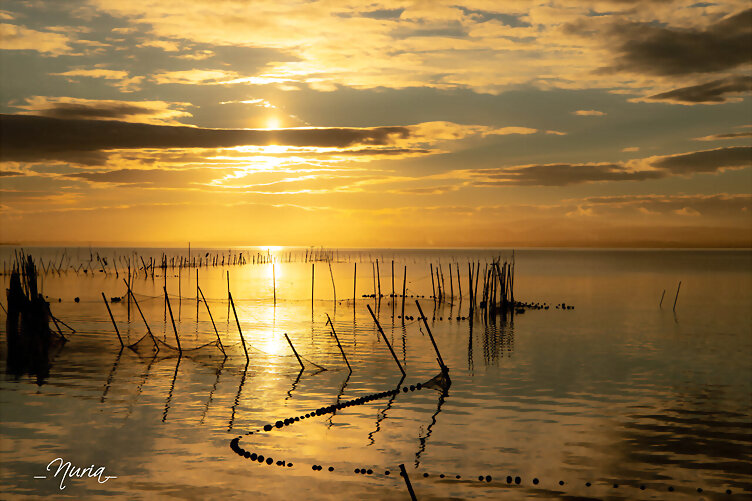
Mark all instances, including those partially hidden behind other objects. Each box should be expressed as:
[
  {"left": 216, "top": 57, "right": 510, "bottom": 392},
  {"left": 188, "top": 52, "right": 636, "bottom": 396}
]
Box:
[
  {"left": 399, "top": 464, "right": 418, "bottom": 501},
  {"left": 164, "top": 286, "right": 181, "bottom": 353},
  {"left": 198, "top": 285, "right": 225, "bottom": 355},
  {"left": 415, "top": 300, "right": 447, "bottom": 372},
  {"left": 229, "top": 291, "right": 249, "bottom": 362},
  {"left": 284, "top": 333, "right": 305, "bottom": 370},
  {"left": 367, "top": 304, "right": 405, "bottom": 376},
  {"left": 102, "top": 292, "right": 123, "bottom": 347},
  {"left": 326, "top": 313, "right": 351, "bottom": 372},
  {"left": 673, "top": 281, "right": 682, "bottom": 311}
]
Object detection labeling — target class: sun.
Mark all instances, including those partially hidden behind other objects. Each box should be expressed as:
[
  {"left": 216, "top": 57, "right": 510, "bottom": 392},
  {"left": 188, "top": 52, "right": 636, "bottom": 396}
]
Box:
[{"left": 266, "top": 116, "right": 280, "bottom": 129}]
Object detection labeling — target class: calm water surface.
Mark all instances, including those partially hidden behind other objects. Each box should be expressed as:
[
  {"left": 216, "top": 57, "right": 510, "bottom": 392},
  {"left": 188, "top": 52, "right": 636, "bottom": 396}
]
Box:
[{"left": 0, "top": 248, "right": 750, "bottom": 500}]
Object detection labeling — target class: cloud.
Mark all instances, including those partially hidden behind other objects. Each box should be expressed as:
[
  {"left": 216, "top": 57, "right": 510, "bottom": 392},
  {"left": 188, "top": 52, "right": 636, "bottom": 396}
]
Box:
[
  {"left": 51, "top": 68, "right": 144, "bottom": 92},
  {"left": 456, "top": 7, "right": 531, "bottom": 28},
  {"left": 639, "top": 75, "right": 752, "bottom": 104},
  {"left": 465, "top": 146, "right": 751, "bottom": 186},
  {"left": 11, "top": 97, "right": 193, "bottom": 125},
  {"left": 694, "top": 131, "right": 752, "bottom": 141},
  {"left": 151, "top": 69, "right": 239, "bottom": 85},
  {"left": 575, "top": 193, "right": 752, "bottom": 218},
  {"left": 470, "top": 163, "right": 663, "bottom": 186},
  {"left": 595, "top": 8, "right": 752, "bottom": 76},
  {"left": 0, "top": 23, "right": 73, "bottom": 55},
  {"left": 573, "top": 109, "right": 606, "bottom": 116},
  {"left": 622, "top": 146, "right": 640, "bottom": 152},
  {"left": 139, "top": 39, "right": 181, "bottom": 51},
  {"left": 64, "top": 167, "right": 227, "bottom": 187},
  {"left": 649, "top": 146, "right": 751, "bottom": 173}
]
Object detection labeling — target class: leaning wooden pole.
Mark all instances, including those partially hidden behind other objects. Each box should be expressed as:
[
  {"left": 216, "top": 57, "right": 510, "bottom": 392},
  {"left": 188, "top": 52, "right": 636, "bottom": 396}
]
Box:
[
  {"left": 673, "top": 281, "right": 682, "bottom": 311},
  {"left": 102, "top": 292, "right": 123, "bottom": 347},
  {"left": 415, "top": 300, "right": 447, "bottom": 373},
  {"left": 164, "top": 286, "right": 182, "bottom": 353},
  {"left": 401, "top": 265, "right": 407, "bottom": 321},
  {"left": 284, "top": 333, "right": 305, "bottom": 371},
  {"left": 123, "top": 278, "right": 157, "bottom": 351},
  {"left": 367, "top": 304, "right": 405, "bottom": 376},
  {"left": 198, "top": 285, "right": 225, "bottom": 355},
  {"left": 229, "top": 291, "right": 249, "bottom": 362},
  {"left": 399, "top": 464, "right": 418, "bottom": 501},
  {"left": 326, "top": 313, "right": 351, "bottom": 373}
]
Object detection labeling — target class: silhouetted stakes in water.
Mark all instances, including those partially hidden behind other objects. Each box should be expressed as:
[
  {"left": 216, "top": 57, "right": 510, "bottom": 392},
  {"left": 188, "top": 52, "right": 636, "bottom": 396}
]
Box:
[
  {"left": 415, "top": 300, "right": 447, "bottom": 373},
  {"left": 673, "top": 281, "right": 681, "bottom": 311},
  {"left": 101, "top": 292, "right": 123, "bottom": 348},
  {"left": 326, "top": 313, "right": 351, "bottom": 373},
  {"left": 163, "top": 286, "right": 182, "bottom": 353},
  {"left": 123, "top": 278, "right": 158, "bottom": 351},
  {"left": 376, "top": 259, "right": 381, "bottom": 297},
  {"left": 353, "top": 262, "right": 356, "bottom": 301},
  {"left": 399, "top": 464, "right": 418, "bottom": 501},
  {"left": 284, "top": 333, "right": 305, "bottom": 371},
  {"left": 659, "top": 289, "right": 666, "bottom": 308},
  {"left": 198, "top": 285, "right": 225, "bottom": 356},
  {"left": 229, "top": 291, "right": 249, "bottom": 362},
  {"left": 430, "top": 263, "right": 436, "bottom": 300},
  {"left": 367, "top": 304, "right": 405, "bottom": 377},
  {"left": 401, "top": 265, "right": 407, "bottom": 322}
]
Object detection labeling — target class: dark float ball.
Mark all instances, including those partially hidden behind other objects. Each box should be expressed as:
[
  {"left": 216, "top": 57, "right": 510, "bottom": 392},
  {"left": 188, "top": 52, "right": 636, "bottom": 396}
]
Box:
[{"left": 264, "top": 424, "right": 272, "bottom": 431}]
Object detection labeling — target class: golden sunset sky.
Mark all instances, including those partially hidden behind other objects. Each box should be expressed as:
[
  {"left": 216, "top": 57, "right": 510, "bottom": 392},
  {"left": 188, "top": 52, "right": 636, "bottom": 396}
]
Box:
[{"left": 0, "top": 0, "right": 750, "bottom": 247}]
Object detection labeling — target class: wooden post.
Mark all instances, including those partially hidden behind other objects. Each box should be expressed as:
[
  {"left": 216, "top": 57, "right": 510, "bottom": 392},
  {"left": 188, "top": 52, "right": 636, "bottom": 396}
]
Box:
[
  {"left": 102, "top": 293, "right": 123, "bottom": 347},
  {"left": 659, "top": 289, "right": 666, "bottom": 308},
  {"left": 198, "top": 285, "right": 225, "bottom": 355},
  {"left": 311, "top": 263, "right": 315, "bottom": 303},
  {"left": 401, "top": 265, "right": 407, "bottom": 321},
  {"left": 353, "top": 262, "right": 356, "bottom": 301},
  {"left": 376, "top": 259, "right": 381, "bottom": 297},
  {"left": 164, "top": 286, "right": 181, "bottom": 353},
  {"left": 391, "top": 260, "right": 395, "bottom": 298},
  {"left": 673, "top": 281, "right": 681, "bottom": 311},
  {"left": 273, "top": 261, "right": 276, "bottom": 304},
  {"left": 449, "top": 262, "right": 454, "bottom": 300},
  {"left": 328, "top": 261, "right": 336, "bottom": 302},
  {"left": 456, "top": 263, "right": 462, "bottom": 300},
  {"left": 229, "top": 291, "right": 249, "bottom": 362},
  {"left": 326, "top": 313, "right": 351, "bottom": 373},
  {"left": 284, "top": 333, "right": 305, "bottom": 371},
  {"left": 398, "top": 464, "right": 418, "bottom": 501},
  {"left": 430, "top": 263, "right": 435, "bottom": 300},
  {"left": 367, "top": 304, "right": 405, "bottom": 376},
  {"left": 416, "top": 300, "right": 447, "bottom": 372}
]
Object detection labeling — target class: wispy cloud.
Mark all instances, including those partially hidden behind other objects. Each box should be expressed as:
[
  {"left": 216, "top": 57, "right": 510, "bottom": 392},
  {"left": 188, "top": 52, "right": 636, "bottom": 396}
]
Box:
[
  {"left": 0, "top": 23, "right": 73, "bottom": 55},
  {"left": 11, "top": 97, "right": 192, "bottom": 125},
  {"left": 573, "top": 109, "right": 606, "bottom": 116},
  {"left": 638, "top": 75, "right": 752, "bottom": 104},
  {"left": 465, "top": 146, "right": 751, "bottom": 186}
]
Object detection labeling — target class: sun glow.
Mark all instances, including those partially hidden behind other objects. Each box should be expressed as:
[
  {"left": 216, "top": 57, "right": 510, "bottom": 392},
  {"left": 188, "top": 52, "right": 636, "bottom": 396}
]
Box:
[{"left": 266, "top": 116, "right": 280, "bottom": 129}]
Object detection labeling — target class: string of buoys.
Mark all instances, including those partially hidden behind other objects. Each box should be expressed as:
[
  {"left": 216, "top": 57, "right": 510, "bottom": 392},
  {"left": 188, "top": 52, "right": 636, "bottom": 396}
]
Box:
[{"left": 229, "top": 381, "right": 737, "bottom": 498}]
